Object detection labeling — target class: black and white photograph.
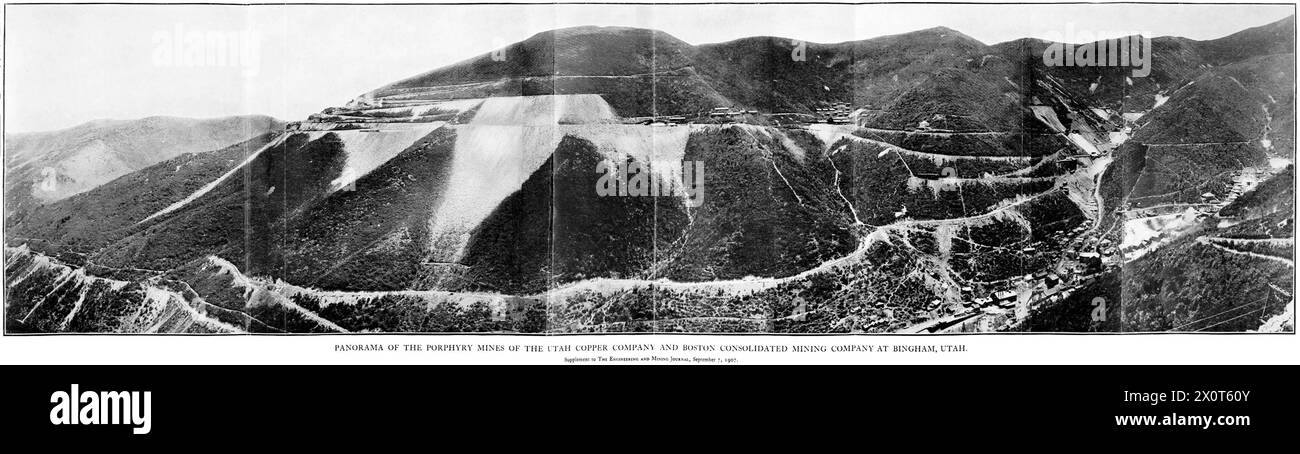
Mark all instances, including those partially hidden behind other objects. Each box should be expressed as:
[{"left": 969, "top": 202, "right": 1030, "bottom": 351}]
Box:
[
  {"left": 2, "top": 2, "right": 1295, "bottom": 335},
  {"left": 3, "top": 2, "right": 1300, "bottom": 442}
]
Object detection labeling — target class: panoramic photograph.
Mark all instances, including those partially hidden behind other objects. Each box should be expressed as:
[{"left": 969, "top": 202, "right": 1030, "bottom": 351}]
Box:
[{"left": 3, "top": 3, "right": 1295, "bottom": 334}]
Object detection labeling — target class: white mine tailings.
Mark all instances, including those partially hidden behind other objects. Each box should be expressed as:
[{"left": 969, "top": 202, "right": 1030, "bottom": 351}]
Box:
[
  {"left": 1121, "top": 209, "right": 1201, "bottom": 260},
  {"left": 1066, "top": 133, "right": 1103, "bottom": 156},
  {"left": 1029, "top": 106, "right": 1067, "bottom": 133},
  {"left": 141, "top": 134, "right": 291, "bottom": 223},
  {"left": 561, "top": 124, "right": 694, "bottom": 192},
  {"left": 141, "top": 123, "right": 445, "bottom": 223},
  {"left": 468, "top": 94, "right": 618, "bottom": 126},
  {"left": 326, "top": 122, "right": 445, "bottom": 193},
  {"left": 5, "top": 246, "right": 242, "bottom": 333},
  {"left": 906, "top": 175, "right": 1055, "bottom": 196},
  {"left": 425, "top": 94, "right": 627, "bottom": 262},
  {"left": 425, "top": 124, "right": 564, "bottom": 261},
  {"left": 200, "top": 253, "right": 521, "bottom": 320},
  {"left": 805, "top": 124, "right": 865, "bottom": 151}
]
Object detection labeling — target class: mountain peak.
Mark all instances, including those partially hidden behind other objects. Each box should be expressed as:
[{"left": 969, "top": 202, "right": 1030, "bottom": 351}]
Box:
[
  {"left": 541, "top": 25, "right": 652, "bottom": 37},
  {"left": 920, "top": 25, "right": 985, "bottom": 44},
  {"left": 919, "top": 25, "right": 960, "bottom": 34}
]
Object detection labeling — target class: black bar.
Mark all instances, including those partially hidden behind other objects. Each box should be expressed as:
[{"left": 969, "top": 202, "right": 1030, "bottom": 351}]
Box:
[{"left": 1, "top": 365, "right": 1294, "bottom": 444}]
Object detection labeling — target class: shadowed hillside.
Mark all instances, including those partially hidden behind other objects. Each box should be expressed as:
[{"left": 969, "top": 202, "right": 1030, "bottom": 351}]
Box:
[{"left": 5, "top": 16, "right": 1294, "bottom": 334}]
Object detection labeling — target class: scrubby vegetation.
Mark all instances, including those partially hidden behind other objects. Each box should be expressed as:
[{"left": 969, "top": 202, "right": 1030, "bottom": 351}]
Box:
[
  {"left": 1220, "top": 165, "right": 1295, "bottom": 218},
  {"left": 6, "top": 17, "right": 1294, "bottom": 333},
  {"left": 1122, "top": 232, "right": 1292, "bottom": 331}
]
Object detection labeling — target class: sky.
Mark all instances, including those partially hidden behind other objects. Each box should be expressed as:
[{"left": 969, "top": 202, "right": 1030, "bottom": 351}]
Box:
[{"left": 3, "top": 2, "right": 1295, "bottom": 132}]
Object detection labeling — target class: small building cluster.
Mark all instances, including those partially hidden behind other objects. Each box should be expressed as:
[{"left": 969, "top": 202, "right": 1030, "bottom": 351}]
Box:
[
  {"left": 814, "top": 102, "right": 854, "bottom": 124},
  {"left": 637, "top": 115, "right": 689, "bottom": 125},
  {"left": 708, "top": 106, "right": 758, "bottom": 119}
]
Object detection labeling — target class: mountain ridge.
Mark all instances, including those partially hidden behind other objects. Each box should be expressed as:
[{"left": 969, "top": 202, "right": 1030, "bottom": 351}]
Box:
[
  {"left": 4, "top": 14, "right": 1294, "bottom": 334},
  {"left": 3, "top": 114, "right": 285, "bottom": 215}
]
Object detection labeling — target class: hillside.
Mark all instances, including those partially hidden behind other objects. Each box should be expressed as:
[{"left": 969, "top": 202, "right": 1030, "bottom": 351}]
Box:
[
  {"left": 365, "top": 26, "right": 726, "bottom": 117},
  {"left": 4, "top": 16, "right": 1294, "bottom": 334},
  {"left": 4, "top": 133, "right": 283, "bottom": 252},
  {"left": 4, "top": 115, "right": 284, "bottom": 213}
]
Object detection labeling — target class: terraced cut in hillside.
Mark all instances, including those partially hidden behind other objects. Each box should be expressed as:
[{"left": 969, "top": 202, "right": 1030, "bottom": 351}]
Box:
[{"left": 4, "top": 17, "right": 1295, "bottom": 333}]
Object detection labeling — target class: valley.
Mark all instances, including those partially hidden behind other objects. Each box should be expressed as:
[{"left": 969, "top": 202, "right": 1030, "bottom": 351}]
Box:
[{"left": 4, "top": 18, "right": 1294, "bottom": 334}]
